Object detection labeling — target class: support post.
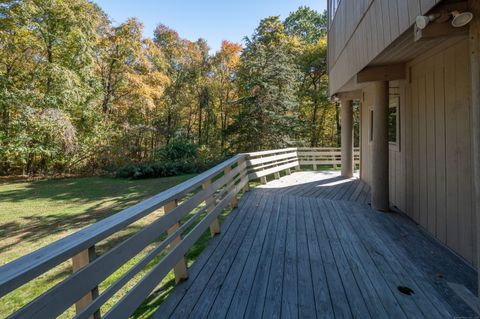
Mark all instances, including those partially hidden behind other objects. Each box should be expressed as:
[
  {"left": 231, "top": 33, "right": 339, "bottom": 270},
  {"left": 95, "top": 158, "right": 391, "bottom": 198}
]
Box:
[
  {"left": 164, "top": 200, "right": 188, "bottom": 283},
  {"left": 224, "top": 166, "right": 238, "bottom": 209},
  {"left": 285, "top": 168, "right": 291, "bottom": 175},
  {"left": 341, "top": 99, "right": 354, "bottom": 178},
  {"left": 243, "top": 181, "right": 250, "bottom": 193},
  {"left": 468, "top": 0, "right": 480, "bottom": 296},
  {"left": 260, "top": 176, "right": 267, "bottom": 184},
  {"left": 274, "top": 171, "right": 280, "bottom": 179},
  {"left": 371, "top": 81, "right": 390, "bottom": 211},
  {"left": 240, "top": 157, "right": 249, "bottom": 192},
  {"left": 202, "top": 180, "right": 220, "bottom": 237},
  {"left": 72, "top": 247, "right": 100, "bottom": 319},
  {"left": 313, "top": 163, "right": 317, "bottom": 170}
]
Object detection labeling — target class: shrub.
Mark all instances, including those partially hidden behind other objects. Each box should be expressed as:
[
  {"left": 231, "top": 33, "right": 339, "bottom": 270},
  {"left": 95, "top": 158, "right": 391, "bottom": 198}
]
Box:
[
  {"left": 157, "top": 139, "right": 198, "bottom": 162},
  {"left": 115, "top": 161, "right": 200, "bottom": 179},
  {"left": 116, "top": 140, "right": 229, "bottom": 179}
]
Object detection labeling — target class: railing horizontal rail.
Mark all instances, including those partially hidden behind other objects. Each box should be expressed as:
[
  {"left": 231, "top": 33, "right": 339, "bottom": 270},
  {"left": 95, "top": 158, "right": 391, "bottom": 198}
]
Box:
[
  {"left": 297, "top": 147, "right": 360, "bottom": 167},
  {"left": 243, "top": 148, "right": 298, "bottom": 157}
]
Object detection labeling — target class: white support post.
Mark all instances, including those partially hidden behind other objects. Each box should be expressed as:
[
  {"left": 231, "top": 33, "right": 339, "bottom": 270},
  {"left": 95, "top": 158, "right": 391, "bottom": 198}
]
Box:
[
  {"left": 469, "top": 0, "right": 480, "bottom": 296},
  {"left": 371, "top": 81, "right": 390, "bottom": 211},
  {"left": 341, "top": 99, "right": 354, "bottom": 178}
]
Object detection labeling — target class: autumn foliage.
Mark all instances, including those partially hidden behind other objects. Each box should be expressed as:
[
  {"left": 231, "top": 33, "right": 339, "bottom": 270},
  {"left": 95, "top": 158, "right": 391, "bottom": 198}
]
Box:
[{"left": 0, "top": 1, "right": 338, "bottom": 177}]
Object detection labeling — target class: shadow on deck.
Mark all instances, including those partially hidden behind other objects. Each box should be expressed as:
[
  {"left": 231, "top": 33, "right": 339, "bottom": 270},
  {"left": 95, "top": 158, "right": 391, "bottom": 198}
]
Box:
[{"left": 153, "top": 171, "right": 477, "bottom": 319}]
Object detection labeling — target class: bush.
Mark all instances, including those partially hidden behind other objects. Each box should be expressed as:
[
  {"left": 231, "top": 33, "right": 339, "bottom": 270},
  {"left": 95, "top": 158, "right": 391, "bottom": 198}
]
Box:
[
  {"left": 116, "top": 140, "right": 229, "bottom": 179},
  {"left": 157, "top": 139, "right": 198, "bottom": 162},
  {"left": 116, "top": 161, "right": 193, "bottom": 179}
]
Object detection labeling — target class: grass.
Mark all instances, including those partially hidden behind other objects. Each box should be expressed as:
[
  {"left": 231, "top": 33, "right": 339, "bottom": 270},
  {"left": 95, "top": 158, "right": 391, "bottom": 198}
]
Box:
[{"left": 0, "top": 174, "right": 235, "bottom": 318}]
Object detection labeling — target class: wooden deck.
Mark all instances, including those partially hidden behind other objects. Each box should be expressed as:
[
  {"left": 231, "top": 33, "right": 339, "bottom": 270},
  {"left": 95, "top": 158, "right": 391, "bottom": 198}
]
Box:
[{"left": 153, "top": 171, "right": 477, "bottom": 319}]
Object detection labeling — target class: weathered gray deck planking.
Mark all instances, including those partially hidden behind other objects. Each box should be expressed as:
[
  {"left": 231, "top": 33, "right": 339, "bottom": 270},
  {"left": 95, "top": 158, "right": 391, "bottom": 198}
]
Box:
[{"left": 153, "top": 171, "right": 477, "bottom": 319}]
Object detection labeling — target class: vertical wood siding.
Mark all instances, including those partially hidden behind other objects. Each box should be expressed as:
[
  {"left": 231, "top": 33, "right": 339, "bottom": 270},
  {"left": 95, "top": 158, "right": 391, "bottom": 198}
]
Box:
[
  {"left": 359, "top": 39, "right": 476, "bottom": 266},
  {"left": 328, "top": 0, "right": 440, "bottom": 94}
]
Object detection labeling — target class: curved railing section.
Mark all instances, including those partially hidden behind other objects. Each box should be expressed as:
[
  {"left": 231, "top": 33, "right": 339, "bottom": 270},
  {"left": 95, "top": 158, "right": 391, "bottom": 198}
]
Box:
[{"left": 0, "top": 147, "right": 359, "bottom": 319}]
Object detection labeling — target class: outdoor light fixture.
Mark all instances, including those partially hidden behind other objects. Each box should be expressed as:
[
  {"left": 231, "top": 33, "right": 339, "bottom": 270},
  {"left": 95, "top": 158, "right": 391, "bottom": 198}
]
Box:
[
  {"left": 415, "top": 14, "right": 439, "bottom": 30},
  {"left": 451, "top": 10, "right": 474, "bottom": 28},
  {"left": 416, "top": 10, "right": 474, "bottom": 30}
]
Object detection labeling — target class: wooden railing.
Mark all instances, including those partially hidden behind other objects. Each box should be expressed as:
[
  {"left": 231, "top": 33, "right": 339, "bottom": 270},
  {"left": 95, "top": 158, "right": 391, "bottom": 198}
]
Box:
[
  {"left": 245, "top": 148, "right": 299, "bottom": 184},
  {"left": 0, "top": 147, "right": 358, "bottom": 319},
  {"left": 297, "top": 147, "right": 360, "bottom": 170}
]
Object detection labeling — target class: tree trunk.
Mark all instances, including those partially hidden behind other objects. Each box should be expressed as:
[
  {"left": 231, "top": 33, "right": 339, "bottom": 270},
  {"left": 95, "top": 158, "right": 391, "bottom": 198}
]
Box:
[
  {"left": 198, "top": 105, "right": 202, "bottom": 145},
  {"left": 310, "top": 103, "right": 319, "bottom": 147}
]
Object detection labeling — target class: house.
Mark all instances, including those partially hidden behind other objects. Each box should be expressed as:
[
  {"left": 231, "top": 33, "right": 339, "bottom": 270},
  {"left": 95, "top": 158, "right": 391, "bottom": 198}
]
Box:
[
  {"left": 329, "top": 0, "right": 480, "bottom": 289},
  {"left": 1, "top": 1, "right": 479, "bottom": 317}
]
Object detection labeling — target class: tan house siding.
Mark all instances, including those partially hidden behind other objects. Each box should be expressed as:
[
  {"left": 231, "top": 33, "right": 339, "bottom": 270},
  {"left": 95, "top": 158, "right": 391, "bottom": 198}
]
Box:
[
  {"left": 328, "top": 0, "right": 440, "bottom": 94},
  {"left": 359, "top": 39, "right": 476, "bottom": 266}
]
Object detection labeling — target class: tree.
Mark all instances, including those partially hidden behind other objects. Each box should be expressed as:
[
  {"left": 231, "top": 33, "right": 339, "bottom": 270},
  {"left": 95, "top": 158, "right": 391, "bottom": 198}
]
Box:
[
  {"left": 97, "top": 18, "right": 144, "bottom": 115},
  {"left": 231, "top": 17, "right": 301, "bottom": 151},
  {"left": 211, "top": 41, "right": 242, "bottom": 153},
  {"left": 0, "top": 1, "right": 338, "bottom": 176},
  {"left": 285, "top": 8, "right": 338, "bottom": 147},
  {"left": 284, "top": 7, "right": 328, "bottom": 43},
  {"left": 0, "top": 0, "right": 108, "bottom": 174}
]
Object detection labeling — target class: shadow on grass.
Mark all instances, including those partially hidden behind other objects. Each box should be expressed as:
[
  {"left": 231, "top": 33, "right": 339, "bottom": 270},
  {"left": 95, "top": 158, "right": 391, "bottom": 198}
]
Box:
[
  {"left": 0, "top": 175, "right": 194, "bottom": 203},
  {"left": 0, "top": 175, "right": 195, "bottom": 256},
  {"left": 0, "top": 197, "right": 144, "bottom": 254}
]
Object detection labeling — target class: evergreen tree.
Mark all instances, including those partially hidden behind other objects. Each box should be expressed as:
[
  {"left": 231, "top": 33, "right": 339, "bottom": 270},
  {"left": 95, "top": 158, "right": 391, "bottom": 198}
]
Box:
[{"left": 231, "top": 17, "right": 301, "bottom": 151}]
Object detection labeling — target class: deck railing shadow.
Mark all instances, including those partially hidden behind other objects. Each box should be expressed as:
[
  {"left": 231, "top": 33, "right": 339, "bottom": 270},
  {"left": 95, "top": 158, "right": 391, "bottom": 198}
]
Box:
[{"left": 0, "top": 147, "right": 359, "bottom": 319}]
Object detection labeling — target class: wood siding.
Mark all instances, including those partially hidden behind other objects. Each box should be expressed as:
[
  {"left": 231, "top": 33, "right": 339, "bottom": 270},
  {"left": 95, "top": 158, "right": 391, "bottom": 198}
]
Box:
[
  {"left": 328, "top": 0, "right": 441, "bottom": 94},
  {"left": 359, "top": 39, "right": 476, "bottom": 266}
]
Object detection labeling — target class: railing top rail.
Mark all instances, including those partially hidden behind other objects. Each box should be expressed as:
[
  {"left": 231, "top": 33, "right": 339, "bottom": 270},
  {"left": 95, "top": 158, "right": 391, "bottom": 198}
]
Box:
[
  {"left": 243, "top": 148, "right": 298, "bottom": 157},
  {"left": 0, "top": 154, "right": 246, "bottom": 297},
  {"left": 297, "top": 147, "right": 360, "bottom": 150}
]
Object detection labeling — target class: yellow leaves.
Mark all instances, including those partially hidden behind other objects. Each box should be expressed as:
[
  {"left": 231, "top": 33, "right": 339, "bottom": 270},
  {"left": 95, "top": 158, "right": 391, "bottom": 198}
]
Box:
[
  {"left": 121, "top": 69, "right": 168, "bottom": 113},
  {"left": 216, "top": 40, "right": 242, "bottom": 69}
]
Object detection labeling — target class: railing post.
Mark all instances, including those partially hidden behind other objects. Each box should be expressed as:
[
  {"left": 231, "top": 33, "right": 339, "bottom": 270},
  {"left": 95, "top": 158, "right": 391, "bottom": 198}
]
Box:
[
  {"left": 202, "top": 180, "right": 221, "bottom": 237},
  {"left": 224, "top": 165, "right": 238, "bottom": 209},
  {"left": 241, "top": 157, "right": 250, "bottom": 192},
  {"left": 164, "top": 200, "right": 188, "bottom": 283},
  {"left": 285, "top": 168, "right": 291, "bottom": 175},
  {"left": 295, "top": 149, "right": 301, "bottom": 171},
  {"left": 274, "top": 171, "right": 280, "bottom": 179},
  {"left": 72, "top": 247, "right": 100, "bottom": 319},
  {"left": 260, "top": 176, "right": 267, "bottom": 184}
]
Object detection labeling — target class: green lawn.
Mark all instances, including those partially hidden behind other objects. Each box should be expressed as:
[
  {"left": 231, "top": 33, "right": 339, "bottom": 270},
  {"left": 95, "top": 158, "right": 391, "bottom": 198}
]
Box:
[{"left": 0, "top": 175, "right": 234, "bottom": 318}]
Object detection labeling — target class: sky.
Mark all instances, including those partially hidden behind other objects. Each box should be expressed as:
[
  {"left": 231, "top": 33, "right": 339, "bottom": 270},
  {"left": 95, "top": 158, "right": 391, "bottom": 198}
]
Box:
[{"left": 93, "top": 0, "right": 327, "bottom": 53}]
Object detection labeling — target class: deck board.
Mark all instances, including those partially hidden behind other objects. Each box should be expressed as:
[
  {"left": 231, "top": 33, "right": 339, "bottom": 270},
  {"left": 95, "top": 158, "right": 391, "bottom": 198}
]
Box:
[
  {"left": 262, "top": 195, "right": 288, "bottom": 319},
  {"left": 153, "top": 171, "right": 477, "bottom": 319}
]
